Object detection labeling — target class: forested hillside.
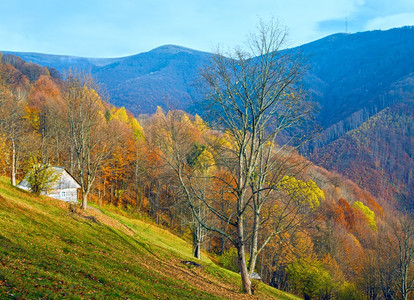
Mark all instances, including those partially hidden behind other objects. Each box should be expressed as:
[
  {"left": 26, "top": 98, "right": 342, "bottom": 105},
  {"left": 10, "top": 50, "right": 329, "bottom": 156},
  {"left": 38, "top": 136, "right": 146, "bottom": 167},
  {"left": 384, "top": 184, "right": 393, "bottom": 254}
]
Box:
[
  {"left": 312, "top": 101, "right": 414, "bottom": 209},
  {"left": 0, "top": 51, "right": 413, "bottom": 299},
  {"left": 4, "top": 26, "right": 414, "bottom": 124},
  {"left": 301, "top": 26, "right": 414, "bottom": 130},
  {"left": 4, "top": 27, "right": 414, "bottom": 211},
  {"left": 3, "top": 45, "right": 211, "bottom": 115}
]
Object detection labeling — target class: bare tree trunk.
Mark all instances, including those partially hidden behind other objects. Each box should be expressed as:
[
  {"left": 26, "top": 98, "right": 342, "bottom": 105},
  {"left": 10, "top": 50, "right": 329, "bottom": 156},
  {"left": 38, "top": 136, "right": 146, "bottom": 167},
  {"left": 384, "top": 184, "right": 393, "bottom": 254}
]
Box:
[
  {"left": 237, "top": 220, "right": 251, "bottom": 294},
  {"left": 98, "top": 178, "right": 102, "bottom": 206},
  {"left": 134, "top": 154, "right": 141, "bottom": 208},
  {"left": 155, "top": 180, "right": 161, "bottom": 224},
  {"left": 110, "top": 183, "right": 114, "bottom": 205},
  {"left": 193, "top": 221, "right": 202, "bottom": 259},
  {"left": 249, "top": 210, "right": 260, "bottom": 276},
  {"left": 55, "top": 134, "right": 60, "bottom": 165},
  {"left": 399, "top": 238, "right": 410, "bottom": 300},
  {"left": 260, "top": 247, "right": 265, "bottom": 278},
  {"left": 11, "top": 139, "right": 16, "bottom": 186},
  {"left": 82, "top": 192, "right": 88, "bottom": 210},
  {"left": 70, "top": 144, "right": 74, "bottom": 174}
]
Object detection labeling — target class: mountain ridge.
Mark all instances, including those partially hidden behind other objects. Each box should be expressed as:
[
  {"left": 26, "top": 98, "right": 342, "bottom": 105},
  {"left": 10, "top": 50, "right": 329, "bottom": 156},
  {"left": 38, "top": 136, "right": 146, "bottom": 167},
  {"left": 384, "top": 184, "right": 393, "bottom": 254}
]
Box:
[
  {"left": 4, "top": 26, "right": 414, "bottom": 119},
  {"left": 1, "top": 44, "right": 208, "bottom": 72},
  {"left": 2, "top": 26, "right": 414, "bottom": 207}
]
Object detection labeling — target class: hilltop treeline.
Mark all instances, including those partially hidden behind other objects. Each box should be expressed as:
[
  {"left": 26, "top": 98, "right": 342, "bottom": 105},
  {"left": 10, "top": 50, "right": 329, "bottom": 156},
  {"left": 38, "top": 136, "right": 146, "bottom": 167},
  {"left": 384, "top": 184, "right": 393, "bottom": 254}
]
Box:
[{"left": 0, "top": 55, "right": 412, "bottom": 299}]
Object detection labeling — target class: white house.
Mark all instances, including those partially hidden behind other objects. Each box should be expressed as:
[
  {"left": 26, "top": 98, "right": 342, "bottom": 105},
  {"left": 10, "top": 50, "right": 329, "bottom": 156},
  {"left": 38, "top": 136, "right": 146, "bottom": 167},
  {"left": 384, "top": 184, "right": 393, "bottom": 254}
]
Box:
[{"left": 17, "top": 166, "right": 80, "bottom": 202}]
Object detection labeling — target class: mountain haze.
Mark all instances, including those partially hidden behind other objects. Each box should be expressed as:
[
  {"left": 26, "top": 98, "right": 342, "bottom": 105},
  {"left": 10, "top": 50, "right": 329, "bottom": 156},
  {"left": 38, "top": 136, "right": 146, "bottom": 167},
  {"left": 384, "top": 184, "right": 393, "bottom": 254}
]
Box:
[
  {"left": 1, "top": 51, "right": 120, "bottom": 72},
  {"left": 4, "top": 27, "right": 414, "bottom": 123}
]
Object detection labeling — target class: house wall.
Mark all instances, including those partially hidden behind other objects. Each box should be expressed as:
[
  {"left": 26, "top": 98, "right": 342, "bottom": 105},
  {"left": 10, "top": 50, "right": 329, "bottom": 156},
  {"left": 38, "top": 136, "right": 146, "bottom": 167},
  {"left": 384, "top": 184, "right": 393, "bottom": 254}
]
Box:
[
  {"left": 54, "top": 170, "right": 81, "bottom": 190},
  {"left": 46, "top": 188, "right": 78, "bottom": 202}
]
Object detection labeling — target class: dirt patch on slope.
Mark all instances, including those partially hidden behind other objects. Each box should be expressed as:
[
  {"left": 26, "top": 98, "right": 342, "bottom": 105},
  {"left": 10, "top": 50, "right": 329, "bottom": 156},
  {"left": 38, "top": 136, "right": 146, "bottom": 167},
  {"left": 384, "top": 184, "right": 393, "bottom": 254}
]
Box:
[
  {"left": 143, "top": 255, "right": 274, "bottom": 299},
  {"left": 69, "top": 205, "right": 135, "bottom": 236}
]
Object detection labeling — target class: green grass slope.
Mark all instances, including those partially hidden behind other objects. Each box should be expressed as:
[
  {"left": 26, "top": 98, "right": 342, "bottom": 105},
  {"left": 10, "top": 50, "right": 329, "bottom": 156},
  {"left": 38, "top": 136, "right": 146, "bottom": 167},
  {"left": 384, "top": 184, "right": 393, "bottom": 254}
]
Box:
[{"left": 0, "top": 177, "right": 298, "bottom": 299}]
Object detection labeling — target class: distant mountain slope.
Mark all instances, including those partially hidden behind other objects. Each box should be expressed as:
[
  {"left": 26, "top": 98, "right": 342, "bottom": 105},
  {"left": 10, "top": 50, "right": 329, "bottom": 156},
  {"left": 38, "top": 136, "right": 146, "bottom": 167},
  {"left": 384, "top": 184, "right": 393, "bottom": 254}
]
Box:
[
  {"left": 4, "top": 27, "right": 414, "bottom": 120},
  {"left": 1, "top": 51, "right": 121, "bottom": 72},
  {"left": 300, "top": 26, "right": 414, "bottom": 143},
  {"left": 92, "top": 45, "right": 211, "bottom": 114},
  {"left": 2, "top": 45, "right": 211, "bottom": 115},
  {"left": 311, "top": 100, "right": 414, "bottom": 209},
  {"left": 3, "top": 26, "right": 414, "bottom": 207}
]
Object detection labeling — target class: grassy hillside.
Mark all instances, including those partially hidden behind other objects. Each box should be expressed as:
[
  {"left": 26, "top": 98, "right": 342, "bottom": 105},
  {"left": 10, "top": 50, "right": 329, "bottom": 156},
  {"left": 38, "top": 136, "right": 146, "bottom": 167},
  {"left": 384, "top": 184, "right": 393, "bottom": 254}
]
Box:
[{"left": 0, "top": 177, "right": 298, "bottom": 299}]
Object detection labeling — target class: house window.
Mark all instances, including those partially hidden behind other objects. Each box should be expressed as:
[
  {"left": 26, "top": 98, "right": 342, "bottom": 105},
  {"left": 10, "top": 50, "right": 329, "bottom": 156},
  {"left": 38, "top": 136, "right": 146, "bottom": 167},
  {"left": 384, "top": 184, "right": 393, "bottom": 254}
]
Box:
[{"left": 60, "top": 191, "right": 66, "bottom": 199}]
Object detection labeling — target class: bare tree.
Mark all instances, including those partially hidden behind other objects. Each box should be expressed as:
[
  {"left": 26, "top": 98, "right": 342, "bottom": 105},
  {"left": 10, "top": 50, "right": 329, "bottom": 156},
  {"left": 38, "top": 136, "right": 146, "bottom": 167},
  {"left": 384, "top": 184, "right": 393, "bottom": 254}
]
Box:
[
  {"left": 64, "top": 72, "right": 112, "bottom": 210},
  {"left": 147, "top": 109, "right": 210, "bottom": 259},
  {"left": 378, "top": 212, "right": 414, "bottom": 300},
  {"left": 190, "top": 19, "right": 317, "bottom": 294}
]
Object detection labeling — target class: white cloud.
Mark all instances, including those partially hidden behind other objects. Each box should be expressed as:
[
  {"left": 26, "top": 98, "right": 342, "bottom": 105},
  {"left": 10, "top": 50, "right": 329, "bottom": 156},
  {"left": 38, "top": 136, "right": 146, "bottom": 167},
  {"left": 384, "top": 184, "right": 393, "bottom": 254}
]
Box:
[{"left": 364, "top": 12, "right": 414, "bottom": 30}]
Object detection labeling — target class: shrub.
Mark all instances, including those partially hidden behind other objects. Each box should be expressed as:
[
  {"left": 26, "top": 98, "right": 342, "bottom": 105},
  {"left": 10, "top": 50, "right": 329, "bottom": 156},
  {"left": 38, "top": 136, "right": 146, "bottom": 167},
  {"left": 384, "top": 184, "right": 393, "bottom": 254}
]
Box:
[
  {"left": 336, "top": 281, "right": 364, "bottom": 300},
  {"left": 287, "top": 257, "right": 334, "bottom": 300},
  {"left": 218, "top": 247, "right": 250, "bottom": 273},
  {"left": 218, "top": 247, "right": 239, "bottom": 272}
]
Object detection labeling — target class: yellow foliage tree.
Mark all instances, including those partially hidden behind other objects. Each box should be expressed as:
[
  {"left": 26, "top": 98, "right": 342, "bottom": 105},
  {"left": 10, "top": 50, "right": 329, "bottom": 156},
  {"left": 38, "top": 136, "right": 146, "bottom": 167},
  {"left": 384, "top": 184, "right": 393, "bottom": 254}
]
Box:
[
  {"left": 194, "top": 114, "right": 208, "bottom": 131},
  {"left": 129, "top": 117, "right": 144, "bottom": 141},
  {"left": 180, "top": 113, "right": 191, "bottom": 125},
  {"left": 352, "top": 201, "right": 377, "bottom": 231},
  {"left": 194, "top": 148, "right": 216, "bottom": 175},
  {"left": 23, "top": 105, "right": 40, "bottom": 132},
  {"left": 278, "top": 176, "right": 325, "bottom": 209},
  {"left": 110, "top": 107, "right": 129, "bottom": 124}
]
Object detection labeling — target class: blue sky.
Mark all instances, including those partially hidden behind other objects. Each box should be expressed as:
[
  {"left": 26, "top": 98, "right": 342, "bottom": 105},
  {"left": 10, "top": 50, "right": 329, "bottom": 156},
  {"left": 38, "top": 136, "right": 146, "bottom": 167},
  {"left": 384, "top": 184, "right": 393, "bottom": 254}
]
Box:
[{"left": 1, "top": 0, "right": 414, "bottom": 57}]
